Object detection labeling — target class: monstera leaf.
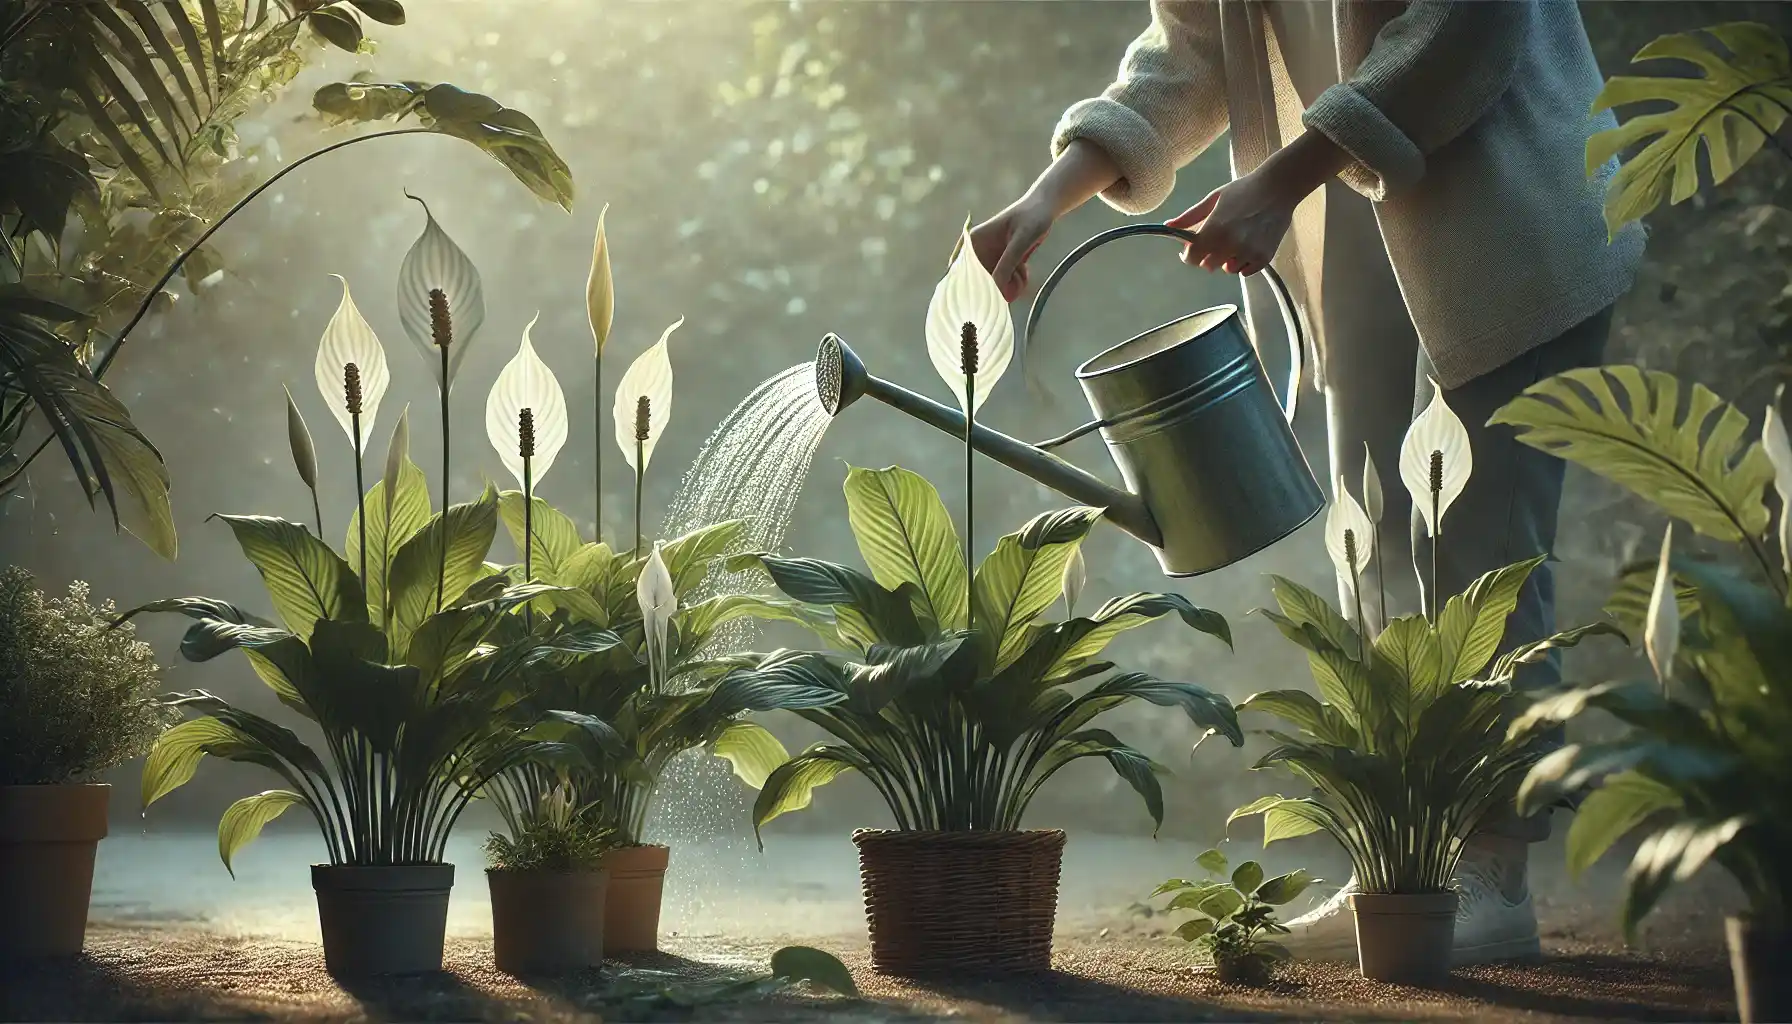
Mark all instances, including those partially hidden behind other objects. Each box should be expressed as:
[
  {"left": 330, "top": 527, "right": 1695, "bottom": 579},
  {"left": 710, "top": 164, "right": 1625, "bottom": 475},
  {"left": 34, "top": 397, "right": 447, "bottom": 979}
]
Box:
[
  {"left": 1589, "top": 22, "right": 1792, "bottom": 234},
  {"left": 313, "top": 80, "right": 574, "bottom": 210},
  {"left": 1491, "top": 366, "right": 1774, "bottom": 542}
]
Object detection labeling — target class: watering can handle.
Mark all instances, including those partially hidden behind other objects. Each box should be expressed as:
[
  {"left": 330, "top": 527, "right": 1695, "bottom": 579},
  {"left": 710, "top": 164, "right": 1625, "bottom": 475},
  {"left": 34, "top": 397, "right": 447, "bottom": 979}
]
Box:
[{"left": 1023, "top": 223, "right": 1304, "bottom": 432}]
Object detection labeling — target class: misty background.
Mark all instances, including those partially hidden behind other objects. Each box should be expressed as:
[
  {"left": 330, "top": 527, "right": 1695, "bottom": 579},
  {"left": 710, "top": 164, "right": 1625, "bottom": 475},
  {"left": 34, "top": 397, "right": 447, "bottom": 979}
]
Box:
[{"left": 3, "top": 0, "right": 1789, "bottom": 886}]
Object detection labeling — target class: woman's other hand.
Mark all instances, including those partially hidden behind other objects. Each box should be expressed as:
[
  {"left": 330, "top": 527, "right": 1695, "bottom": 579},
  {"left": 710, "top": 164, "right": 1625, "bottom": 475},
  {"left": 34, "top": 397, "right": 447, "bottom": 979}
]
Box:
[
  {"left": 972, "top": 139, "right": 1123, "bottom": 302},
  {"left": 1169, "top": 129, "right": 1351, "bottom": 276}
]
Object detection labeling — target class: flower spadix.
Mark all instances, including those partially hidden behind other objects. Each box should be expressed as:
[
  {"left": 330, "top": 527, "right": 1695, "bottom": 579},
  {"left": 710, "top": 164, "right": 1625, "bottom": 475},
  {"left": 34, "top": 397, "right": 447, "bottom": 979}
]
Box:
[
  {"left": 1644, "top": 524, "right": 1678, "bottom": 689},
  {"left": 486, "top": 315, "right": 569, "bottom": 487},
  {"left": 1400, "top": 381, "right": 1472, "bottom": 536},
  {"left": 1763, "top": 389, "right": 1792, "bottom": 572},
  {"left": 587, "top": 203, "right": 614, "bottom": 355},
  {"left": 312, "top": 275, "right": 389, "bottom": 451},
  {"left": 636, "top": 542, "right": 676, "bottom": 683},
  {"left": 397, "top": 194, "right": 485, "bottom": 389},
  {"left": 613, "top": 318, "right": 680, "bottom": 470},
  {"left": 1324, "top": 475, "right": 1375, "bottom": 582},
  {"left": 926, "top": 228, "right": 1013, "bottom": 414}
]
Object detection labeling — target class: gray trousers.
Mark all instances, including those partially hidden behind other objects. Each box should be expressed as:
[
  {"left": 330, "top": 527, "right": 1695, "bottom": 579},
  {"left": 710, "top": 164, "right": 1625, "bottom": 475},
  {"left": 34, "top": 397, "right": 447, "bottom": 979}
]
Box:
[{"left": 1251, "top": 182, "right": 1613, "bottom": 842}]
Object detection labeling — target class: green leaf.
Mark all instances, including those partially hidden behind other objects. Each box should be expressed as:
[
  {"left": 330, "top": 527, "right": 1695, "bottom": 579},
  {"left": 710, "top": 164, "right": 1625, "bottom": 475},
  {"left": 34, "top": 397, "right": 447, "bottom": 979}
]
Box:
[
  {"left": 769, "top": 945, "right": 858, "bottom": 997},
  {"left": 730, "top": 553, "right": 923, "bottom": 649},
  {"left": 1034, "top": 729, "right": 1166, "bottom": 832},
  {"left": 1262, "top": 799, "right": 1330, "bottom": 845},
  {"left": 1254, "top": 870, "right": 1318, "bottom": 906},
  {"left": 1196, "top": 848, "right": 1229, "bottom": 875},
  {"left": 1151, "top": 878, "right": 1198, "bottom": 897},
  {"left": 1197, "top": 887, "right": 1245, "bottom": 922},
  {"left": 1565, "top": 771, "right": 1684, "bottom": 877},
  {"left": 751, "top": 746, "right": 865, "bottom": 845},
  {"left": 346, "top": 0, "right": 406, "bottom": 24},
  {"left": 1620, "top": 816, "right": 1748, "bottom": 941},
  {"left": 1231, "top": 861, "right": 1264, "bottom": 895},
  {"left": 1047, "top": 592, "right": 1230, "bottom": 678},
  {"left": 711, "top": 721, "right": 789, "bottom": 790},
  {"left": 843, "top": 465, "right": 969, "bottom": 632},
  {"left": 347, "top": 455, "right": 431, "bottom": 624},
  {"left": 1588, "top": 22, "right": 1792, "bottom": 234},
  {"left": 1237, "top": 690, "right": 1357, "bottom": 747},
  {"left": 141, "top": 717, "right": 244, "bottom": 808},
  {"left": 1175, "top": 918, "right": 1215, "bottom": 942},
  {"left": 1491, "top": 366, "right": 1773, "bottom": 542},
  {"left": 499, "top": 490, "right": 583, "bottom": 581},
  {"left": 1487, "top": 622, "right": 1628, "bottom": 686},
  {"left": 218, "top": 790, "right": 305, "bottom": 878},
  {"left": 307, "top": 8, "right": 363, "bottom": 51},
  {"left": 1435, "top": 558, "right": 1541, "bottom": 685},
  {"left": 658, "top": 520, "right": 747, "bottom": 595},
  {"left": 215, "top": 515, "right": 366, "bottom": 641},
  {"left": 387, "top": 485, "right": 499, "bottom": 653},
  {"left": 972, "top": 505, "right": 1103, "bottom": 669},
  {"left": 1073, "top": 672, "right": 1242, "bottom": 746}
]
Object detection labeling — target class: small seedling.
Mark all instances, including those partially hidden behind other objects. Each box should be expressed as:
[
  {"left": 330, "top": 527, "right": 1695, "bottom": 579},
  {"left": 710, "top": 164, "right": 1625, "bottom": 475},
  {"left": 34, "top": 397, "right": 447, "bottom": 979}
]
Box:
[{"left": 1151, "top": 847, "right": 1316, "bottom": 985}]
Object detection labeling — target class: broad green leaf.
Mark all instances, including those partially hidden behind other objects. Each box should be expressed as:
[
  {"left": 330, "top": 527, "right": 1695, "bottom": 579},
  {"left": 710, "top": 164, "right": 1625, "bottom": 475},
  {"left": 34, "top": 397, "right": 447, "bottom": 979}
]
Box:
[
  {"left": 768, "top": 945, "right": 859, "bottom": 997},
  {"left": 1196, "top": 848, "right": 1229, "bottom": 875},
  {"left": 1032, "top": 730, "right": 1166, "bottom": 832},
  {"left": 972, "top": 505, "right": 1103, "bottom": 668},
  {"left": 1565, "top": 770, "right": 1683, "bottom": 876},
  {"left": 751, "top": 746, "right": 865, "bottom": 844},
  {"left": 1487, "top": 622, "right": 1628, "bottom": 686},
  {"left": 560, "top": 542, "right": 618, "bottom": 596},
  {"left": 1491, "top": 367, "right": 1773, "bottom": 542},
  {"left": 1267, "top": 575, "right": 1360, "bottom": 657},
  {"left": 1151, "top": 878, "right": 1198, "bottom": 897},
  {"left": 1047, "top": 592, "right": 1230, "bottom": 678},
  {"left": 673, "top": 594, "right": 842, "bottom": 657},
  {"left": 1369, "top": 614, "right": 1438, "bottom": 724},
  {"left": 1620, "top": 816, "right": 1748, "bottom": 941},
  {"left": 1175, "top": 918, "right": 1215, "bottom": 942},
  {"left": 218, "top": 790, "right": 305, "bottom": 877},
  {"left": 215, "top": 515, "right": 366, "bottom": 641},
  {"left": 729, "top": 553, "right": 923, "bottom": 649},
  {"left": 1074, "top": 672, "right": 1242, "bottom": 746},
  {"left": 844, "top": 465, "right": 969, "bottom": 632},
  {"left": 307, "top": 8, "right": 362, "bottom": 51},
  {"left": 498, "top": 490, "right": 582, "bottom": 581},
  {"left": 1237, "top": 690, "right": 1357, "bottom": 747},
  {"left": 1257, "top": 798, "right": 1331, "bottom": 845},
  {"left": 1436, "top": 557, "right": 1541, "bottom": 685},
  {"left": 1589, "top": 22, "right": 1792, "bottom": 234},
  {"left": 1166, "top": 882, "right": 1229, "bottom": 910},
  {"left": 142, "top": 717, "right": 245, "bottom": 808},
  {"left": 1254, "top": 870, "right": 1318, "bottom": 906},
  {"left": 711, "top": 721, "right": 789, "bottom": 790},
  {"left": 1196, "top": 887, "right": 1245, "bottom": 922},
  {"left": 347, "top": 0, "right": 406, "bottom": 24},
  {"left": 660, "top": 520, "right": 745, "bottom": 596},
  {"left": 347, "top": 454, "right": 431, "bottom": 624},
  {"left": 1231, "top": 861, "right": 1264, "bottom": 895},
  {"left": 387, "top": 485, "right": 499, "bottom": 653}
]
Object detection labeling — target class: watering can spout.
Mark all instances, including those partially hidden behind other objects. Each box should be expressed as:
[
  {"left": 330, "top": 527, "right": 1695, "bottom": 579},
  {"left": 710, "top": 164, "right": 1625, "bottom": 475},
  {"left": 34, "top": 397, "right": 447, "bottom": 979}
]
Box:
[{"left": 815, "top": 333, "right": 1163, "bottom": 548}]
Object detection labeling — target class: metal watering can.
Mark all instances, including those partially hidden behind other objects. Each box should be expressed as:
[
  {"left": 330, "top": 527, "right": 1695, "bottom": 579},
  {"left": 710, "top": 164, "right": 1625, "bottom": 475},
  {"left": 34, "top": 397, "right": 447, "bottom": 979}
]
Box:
[{"left": 815, "top": 224, "right": 1324, "bottom": 577}]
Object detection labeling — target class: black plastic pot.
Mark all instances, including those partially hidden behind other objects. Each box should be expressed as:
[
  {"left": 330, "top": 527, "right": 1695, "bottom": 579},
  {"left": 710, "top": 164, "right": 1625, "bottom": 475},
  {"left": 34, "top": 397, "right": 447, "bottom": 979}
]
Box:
[{"left": 311, "top": 864, "right": 453, "bottom": 975}]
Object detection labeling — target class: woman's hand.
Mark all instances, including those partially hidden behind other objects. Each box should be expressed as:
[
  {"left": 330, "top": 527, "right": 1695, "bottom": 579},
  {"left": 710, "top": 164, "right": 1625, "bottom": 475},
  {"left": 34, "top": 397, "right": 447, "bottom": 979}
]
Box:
[
  {"left": 1169, "top": 129, "right": 1351, "bottom": 276},
  {"left": 972, "top": 139, "right": 1123, "bottom": 302}
]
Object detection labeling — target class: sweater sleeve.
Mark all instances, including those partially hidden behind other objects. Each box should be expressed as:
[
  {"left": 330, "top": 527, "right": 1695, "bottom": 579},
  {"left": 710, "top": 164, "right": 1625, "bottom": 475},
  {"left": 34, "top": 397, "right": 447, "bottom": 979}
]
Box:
[
  {"left": 1302, "top": 0, "right": 1529, "bottom": 201},
  {"left": 1050, "top": 1, "right": 1227, "bottom": 215}
]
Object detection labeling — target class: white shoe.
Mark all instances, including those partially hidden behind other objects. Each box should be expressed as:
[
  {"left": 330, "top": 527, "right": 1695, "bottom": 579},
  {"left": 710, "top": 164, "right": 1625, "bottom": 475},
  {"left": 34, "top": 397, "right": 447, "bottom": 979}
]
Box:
[{"left": 1278, "top": 840, "right": 1541, "bottom": 966}]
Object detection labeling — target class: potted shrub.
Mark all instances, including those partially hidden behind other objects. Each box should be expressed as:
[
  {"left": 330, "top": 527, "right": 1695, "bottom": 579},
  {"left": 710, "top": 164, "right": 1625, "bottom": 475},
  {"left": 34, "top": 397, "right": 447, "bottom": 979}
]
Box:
[
  {"left": 0, "top": 568, "right": 173, "bottom": 958},
  {"left": 721, "top": 463, "right": 1243, "bottom": 975},
  {"left": 1230, "top": 390, "right": 1620, "bottom": 985},
  {"left": 1149, "top": 848, "right": 1316, "bottom": 985},
  {"left": 484, "top": 783, "right": 621, "bottom": 973},
  {"left": 1496, "top": 366, "right": 1792, "bottom": 1021}
]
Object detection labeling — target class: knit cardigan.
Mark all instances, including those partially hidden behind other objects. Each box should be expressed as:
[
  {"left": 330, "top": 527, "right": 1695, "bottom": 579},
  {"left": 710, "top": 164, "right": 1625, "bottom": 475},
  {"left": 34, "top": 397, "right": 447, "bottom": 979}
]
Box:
[{"left": 1052, "top": 0, "right": 1646, "bottom": 390}]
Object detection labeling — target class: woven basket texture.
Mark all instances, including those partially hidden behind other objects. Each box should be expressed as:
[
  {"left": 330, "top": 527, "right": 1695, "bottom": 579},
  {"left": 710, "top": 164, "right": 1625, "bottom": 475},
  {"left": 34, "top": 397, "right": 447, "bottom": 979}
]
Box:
[{"left": 853, "top": 828, "right": 1066, "bottom": 975}]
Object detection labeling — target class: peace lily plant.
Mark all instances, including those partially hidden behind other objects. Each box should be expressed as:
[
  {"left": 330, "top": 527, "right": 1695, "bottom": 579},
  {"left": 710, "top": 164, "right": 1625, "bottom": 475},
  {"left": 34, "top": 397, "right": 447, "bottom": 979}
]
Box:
[{"left": 1229, "top": 386, "right": 1621, "bottom": 983}]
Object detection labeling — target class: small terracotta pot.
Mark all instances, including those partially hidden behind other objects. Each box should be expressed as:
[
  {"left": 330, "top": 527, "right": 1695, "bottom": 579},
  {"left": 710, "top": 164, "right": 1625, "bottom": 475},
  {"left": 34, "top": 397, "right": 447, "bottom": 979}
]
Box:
[
  {"left": 1727, "top": 916, "right": 1792, "bottom": 1024},
  {"left": 854, "top": 829, "right": 1066, "bottom": 976},
  {"left": 601, "top": 844, "right": 670, "bottom": 953},
  {"left": 0, "top": 784, "right": 110, "bottom": 958},
  {"left": 311, "top": 863, "right": 453, "bottom": 975},
  {"left": 1349, "top": 891, "right": 1457, "bottom": 985},
  {"left": 487, "top": 868, "right": 609, "bottom": 974}
]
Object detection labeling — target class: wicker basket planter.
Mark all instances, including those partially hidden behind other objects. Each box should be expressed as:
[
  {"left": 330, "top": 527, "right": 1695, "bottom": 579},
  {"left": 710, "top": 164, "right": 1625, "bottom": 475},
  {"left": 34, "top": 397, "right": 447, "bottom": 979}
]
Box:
[{"left": 854, "top": 828, "right": 1065, "bottom": 975}]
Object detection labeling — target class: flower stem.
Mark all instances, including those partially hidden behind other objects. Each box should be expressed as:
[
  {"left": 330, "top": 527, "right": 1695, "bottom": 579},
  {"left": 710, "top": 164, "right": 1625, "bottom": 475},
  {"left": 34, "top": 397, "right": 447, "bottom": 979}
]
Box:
[
  {"left": 594, "top": 353, "right": 603, "bottom": 544},
  {"left": 1373, "top": 526, "right": 1386, "bottom": 634},
  {"left": 964, "top": 369, "right": 975, "bottom": 634},
  {"left": 352, "top": 413, "right": 367, "bottom": 589},
  {"left": 633, "top": 439, "right": 644, "bottom": 560},
  {"left": 1428, "top": 492, "right": 1440, "bottom": 623},
  {"left": 523, "top": 454, "right": 534, "bottom": 631},
  {"left": 437, "top": 347, "right": 450, "bottom": 614},
  {"left": 310, "top": 484, "right": 324, "bottom": 544}
]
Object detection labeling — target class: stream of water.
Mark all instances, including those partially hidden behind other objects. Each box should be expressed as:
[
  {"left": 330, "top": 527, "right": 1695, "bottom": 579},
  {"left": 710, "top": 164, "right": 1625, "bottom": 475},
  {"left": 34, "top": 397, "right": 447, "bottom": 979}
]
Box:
[{"left": 649, "top": 361, "right": 833, "bottom": 919}]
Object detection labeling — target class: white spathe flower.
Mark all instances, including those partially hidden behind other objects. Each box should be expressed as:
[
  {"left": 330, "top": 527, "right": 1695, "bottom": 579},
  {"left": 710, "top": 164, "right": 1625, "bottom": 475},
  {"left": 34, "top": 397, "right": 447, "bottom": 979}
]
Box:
[
  {"left": 1324, "top": 475, "right": 1375, "bottom": 582},
  {"left": 1400, "top": 381, "right": 1473, "bottom": 537},
  {"left": 1362, "top": 443, "right": 1385, "bottom": 524},
  {"left": 283, "top": 384, "right": 318, "bottom": 491},
  {"left": 396, "top": 194, "right": 486, "bottom": 391},
  {"left": 1644, "top": 524, "right": 1678, "bottom": 688},
  {"left": 613, "top": 318, "right": 681, "bottom": 471},
  {"left": 312, "top": 275, "right": 390, "bottom": 452},
  {"left": 588, "top": 203, "right": 614, "bottom": 356},
  {"left": 1062, "top": 545, "right": 1086, "bottom": 619},
  {"left": 636, "top": 542, "right": 676, "bottom": 685},
  {"left": 485, "top": 315, "right": 569, "bottom": 488},
  {"left": 925, "top": 228, "right": 1014, "bottom": 415},
  {"left": 1763, "top": 391, "right": 1792, "bottom": 573}
]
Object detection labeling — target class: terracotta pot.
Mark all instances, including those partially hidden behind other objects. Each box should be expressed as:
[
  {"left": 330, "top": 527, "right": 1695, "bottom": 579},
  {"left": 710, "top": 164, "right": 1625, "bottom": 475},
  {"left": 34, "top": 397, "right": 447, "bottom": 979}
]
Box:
[
  {"left": 601, "top": 844, "right": 669, "bottom": 953},
  {"left": 0, "top": 784, "right": 110, "bottom": 958},
  {"left": 311, "top": 864, "right": 453, "bottom": 975},
  {"left": 854, "top": 829, "right": 1065, "bottom": 976},
  {"left": 1349, "top": 891, "right": 1457, "bottom": 985},
  {"left": 1727, "top": 916, "right": 1792, "bottom": 1024},
  {"left": 487, "top": 868, "right": 608, "bottom": 973}
]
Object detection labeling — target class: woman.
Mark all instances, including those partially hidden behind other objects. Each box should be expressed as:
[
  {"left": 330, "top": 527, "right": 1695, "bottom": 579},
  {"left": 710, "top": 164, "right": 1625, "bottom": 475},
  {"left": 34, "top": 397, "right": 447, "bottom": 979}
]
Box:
[{"left": 971, "top": 0, "right": 1644, "bottom": 963}]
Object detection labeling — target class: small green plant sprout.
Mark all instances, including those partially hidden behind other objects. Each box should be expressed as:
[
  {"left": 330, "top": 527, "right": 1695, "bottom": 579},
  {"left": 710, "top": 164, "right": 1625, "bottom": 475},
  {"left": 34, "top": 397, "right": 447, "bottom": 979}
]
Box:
[
  {"left": 485, "top": 783, "right": 618, "bottom": 874},
  {"left": 1151, "top": 848, "right": 1315, "bottom": 985}
]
